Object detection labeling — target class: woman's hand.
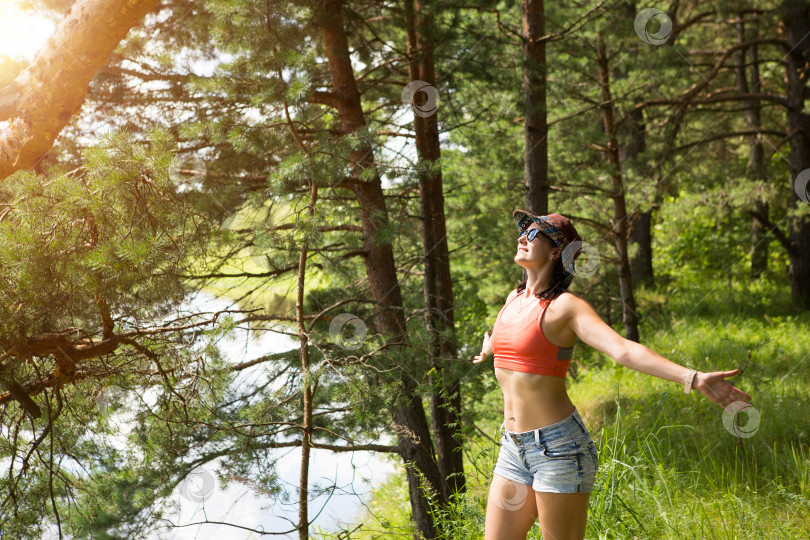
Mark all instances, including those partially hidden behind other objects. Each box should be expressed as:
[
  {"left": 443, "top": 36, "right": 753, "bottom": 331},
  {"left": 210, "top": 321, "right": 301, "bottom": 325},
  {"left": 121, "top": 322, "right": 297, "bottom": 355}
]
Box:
[
  {"left": 693, "top": 369, "right": 753, "bottom": 409},
  {"left": 473, "top": 331, "right": 493, "bottom": 363}
]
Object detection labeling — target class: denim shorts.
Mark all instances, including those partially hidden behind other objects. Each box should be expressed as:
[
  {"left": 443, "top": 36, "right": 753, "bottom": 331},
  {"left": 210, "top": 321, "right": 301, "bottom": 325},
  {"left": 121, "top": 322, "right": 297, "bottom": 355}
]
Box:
[{"left": 493, "top": 408, "right": 599, "bottom": 493}]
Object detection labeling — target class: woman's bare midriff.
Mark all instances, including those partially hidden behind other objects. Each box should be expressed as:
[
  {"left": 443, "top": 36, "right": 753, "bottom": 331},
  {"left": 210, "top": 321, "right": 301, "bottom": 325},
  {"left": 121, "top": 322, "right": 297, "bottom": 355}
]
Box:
[{"left": 495, "top": 367, "right": 575, "bottom": 432}]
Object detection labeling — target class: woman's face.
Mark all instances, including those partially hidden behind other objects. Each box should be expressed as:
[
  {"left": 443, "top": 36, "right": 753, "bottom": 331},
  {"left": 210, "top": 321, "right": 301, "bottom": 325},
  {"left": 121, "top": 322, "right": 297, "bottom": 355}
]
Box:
[{"left": 514, "top": 224, "right": 560, "bottom": 268}]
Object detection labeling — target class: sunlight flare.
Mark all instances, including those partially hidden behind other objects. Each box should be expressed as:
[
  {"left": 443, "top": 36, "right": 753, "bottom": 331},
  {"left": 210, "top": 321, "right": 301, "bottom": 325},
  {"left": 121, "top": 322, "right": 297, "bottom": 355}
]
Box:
[{"left": 0, "top": 3, "right": 55, "bottom": 60}]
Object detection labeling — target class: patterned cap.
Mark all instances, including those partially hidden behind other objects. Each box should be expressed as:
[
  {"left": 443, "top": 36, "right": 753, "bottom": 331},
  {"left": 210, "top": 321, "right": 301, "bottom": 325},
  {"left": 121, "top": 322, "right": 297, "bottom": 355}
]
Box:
[{"left": 512, "top": 209, "right": 583, "bottom": 288}]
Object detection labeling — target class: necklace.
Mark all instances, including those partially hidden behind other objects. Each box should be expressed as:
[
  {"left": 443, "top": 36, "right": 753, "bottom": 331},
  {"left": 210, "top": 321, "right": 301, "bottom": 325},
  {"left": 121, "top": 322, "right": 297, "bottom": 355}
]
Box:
[{"left": 519, "top": 290, "right": 530, "bottom": 312}]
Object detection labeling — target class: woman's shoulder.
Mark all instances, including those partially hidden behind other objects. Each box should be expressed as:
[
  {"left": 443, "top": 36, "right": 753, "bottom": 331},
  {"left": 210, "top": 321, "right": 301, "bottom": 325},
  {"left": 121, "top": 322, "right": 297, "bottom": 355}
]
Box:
[
  {"left": 548, "top": 290, "right": 595, "bottom": 316},
  {"left": 553, "top": 289, "right": 580, "bottom": 301},
  {"left": 545, "top": 290, "right": 579, "bottom": 310}
]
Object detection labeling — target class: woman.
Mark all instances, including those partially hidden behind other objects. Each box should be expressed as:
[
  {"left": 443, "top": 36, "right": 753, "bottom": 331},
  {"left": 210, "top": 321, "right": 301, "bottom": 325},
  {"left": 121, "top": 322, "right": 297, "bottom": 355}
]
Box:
[{"left": 472, "top": 209, "right": 753, "bottom": 540}]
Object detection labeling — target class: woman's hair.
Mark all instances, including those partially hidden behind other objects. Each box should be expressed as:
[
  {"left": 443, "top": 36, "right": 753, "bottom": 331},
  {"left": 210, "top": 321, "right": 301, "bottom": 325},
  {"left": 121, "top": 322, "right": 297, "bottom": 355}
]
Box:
[{"left": 516, "top": 255, "right": 570, "bottom": 300}]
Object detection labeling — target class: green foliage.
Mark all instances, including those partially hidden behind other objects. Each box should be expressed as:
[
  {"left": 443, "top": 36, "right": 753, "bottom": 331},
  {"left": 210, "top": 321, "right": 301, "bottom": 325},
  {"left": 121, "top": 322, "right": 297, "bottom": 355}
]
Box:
[
  {"left": 0, "top": 128, "right": 216, "bottom": 343},
  {"left": 0, "top": 129, "right": 234, "bottom": 537}
]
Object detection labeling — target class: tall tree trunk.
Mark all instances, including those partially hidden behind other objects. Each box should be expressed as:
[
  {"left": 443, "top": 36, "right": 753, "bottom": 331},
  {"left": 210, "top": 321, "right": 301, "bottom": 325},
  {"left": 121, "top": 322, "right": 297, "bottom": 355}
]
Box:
[
  {"left": 749, "top": 198, "right": 769, "bottom": 278},
  {"left": 733, "top": 13, "right": 769, "bottom": 279},
  {"left": 617, "top": 4, "right": 655, "bottom": 289},
  {"left": 403, "top": 0, "right": 465, "bottom": 498},
  {"left": 781, "top": 0, "right": 810, "bottom": 309},
  {"left": 624, "top": 92, "right": 654, "bottom": 288},
  {"left": 521, "top": 0, "right": 547, "bottom": 285},
  {"left": 0, "top": 0, "right": 160, "bottom": 180},
  {"left": 596, "top": 31, "right": 639, "bottom": 342},
  {"left": 296, "top": 183, "right": 318, "bottom": 540},
  {"left": 521, "top": 0, "right": 548, "bottom": 216},
  {"left": 317, "top": 1, "right": 447, "bottom": 536},
  {"left": 629, "top": 209, "right": 654, "bottom": 288}
]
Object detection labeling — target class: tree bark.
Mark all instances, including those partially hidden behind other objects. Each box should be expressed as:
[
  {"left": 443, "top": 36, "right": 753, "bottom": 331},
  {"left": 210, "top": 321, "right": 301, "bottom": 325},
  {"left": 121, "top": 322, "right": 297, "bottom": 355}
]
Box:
[
  {"left": 781, "top": 0, "right": 810, "bottom": 309},
  {"left": 750, "top": 198, "right": 769, "bottom": 278},
  {"left": 623, "top": 97, "right": 653, "bottom": 288},
  {"left": 596, "top": 31, "right": 639, "bottom": 342},
  {"left": 403, "top": 0, "right": 465, "bottom": 498},
  {"left": 316, "top": 1, "right": 447, "bottom": 536},
  {"left": 620, "top": 5, "right": 654, "bottom": 288},
  {"left": 629, "top": 210, "right": 654, "bottom": 288},
  {"left": 0, "top": 0, "right": 160, "bottom": 180},
  {"left": 521, "top": 0, "right": 548, "bottom": 216}
]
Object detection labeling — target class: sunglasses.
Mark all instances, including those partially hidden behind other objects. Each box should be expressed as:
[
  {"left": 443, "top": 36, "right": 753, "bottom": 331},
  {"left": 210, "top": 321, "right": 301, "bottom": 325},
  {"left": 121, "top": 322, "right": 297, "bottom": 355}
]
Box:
[{"left": 518, "top": 228, "right": 549, "bottom": 243}]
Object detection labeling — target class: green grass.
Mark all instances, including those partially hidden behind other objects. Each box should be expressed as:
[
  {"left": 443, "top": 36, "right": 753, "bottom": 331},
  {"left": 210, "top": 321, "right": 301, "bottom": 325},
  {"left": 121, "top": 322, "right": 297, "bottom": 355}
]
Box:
[{"left": 316, "top": 277, "right": 810, "bottom": 539}]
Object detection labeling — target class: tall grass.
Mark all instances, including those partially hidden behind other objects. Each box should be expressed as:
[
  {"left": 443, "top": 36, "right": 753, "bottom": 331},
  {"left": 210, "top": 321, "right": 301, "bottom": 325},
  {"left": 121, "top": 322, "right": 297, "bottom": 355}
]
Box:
[{"left": 318, "top": 278, "right": 810, "bottom": 539}]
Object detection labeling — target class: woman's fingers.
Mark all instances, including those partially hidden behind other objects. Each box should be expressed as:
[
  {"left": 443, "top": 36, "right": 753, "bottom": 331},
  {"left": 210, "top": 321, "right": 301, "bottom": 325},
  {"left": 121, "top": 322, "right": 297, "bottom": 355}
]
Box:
[
  {"left": 718, "top": 369, "right": 752, "bottom": 403},
  {"left": 701, "top": 380, "right": 753, "bottom": 409},
  {"left": 730, "top": 387, "right": 752, "bottom": 402}
]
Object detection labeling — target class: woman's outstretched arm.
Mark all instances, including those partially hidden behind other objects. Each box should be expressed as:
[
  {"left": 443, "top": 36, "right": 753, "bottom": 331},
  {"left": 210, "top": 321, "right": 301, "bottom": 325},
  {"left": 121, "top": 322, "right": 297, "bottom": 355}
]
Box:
[{"left": 560, "top": 293, "right": 752, "bottom": 409}]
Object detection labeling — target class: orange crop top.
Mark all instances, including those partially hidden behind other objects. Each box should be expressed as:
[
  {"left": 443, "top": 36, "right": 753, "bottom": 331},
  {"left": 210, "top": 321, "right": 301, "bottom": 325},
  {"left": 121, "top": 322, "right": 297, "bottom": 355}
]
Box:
[{"left": 490, "top": 289, "right": 573, "bottom": 377}]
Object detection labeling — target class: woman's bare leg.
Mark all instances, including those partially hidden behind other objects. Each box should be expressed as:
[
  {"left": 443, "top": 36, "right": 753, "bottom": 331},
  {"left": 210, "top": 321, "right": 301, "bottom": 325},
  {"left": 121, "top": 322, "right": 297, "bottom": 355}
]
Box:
[
  {"left": 534, "top": 491, "right": 590, "bottom": 540},
  {"left": 484, "top": 474, "right": 538, "bottom": 540}
]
